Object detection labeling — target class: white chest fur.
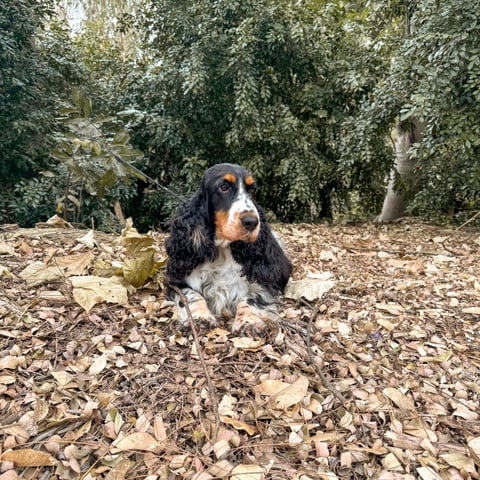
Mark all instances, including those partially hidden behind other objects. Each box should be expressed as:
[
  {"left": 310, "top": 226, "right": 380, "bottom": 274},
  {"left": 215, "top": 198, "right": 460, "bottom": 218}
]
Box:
[{"left": 186, "top": 246, "right": 251, "bottom": 317}]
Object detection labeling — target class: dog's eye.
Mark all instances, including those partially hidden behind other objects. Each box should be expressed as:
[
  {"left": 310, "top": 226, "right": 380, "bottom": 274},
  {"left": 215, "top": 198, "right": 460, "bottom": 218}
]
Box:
[
  {"left": 219, "top": 182, "right": 230, "bottom": 193},
  {"left": 247, "top": 183, "right": 257, "bottom": 194}
]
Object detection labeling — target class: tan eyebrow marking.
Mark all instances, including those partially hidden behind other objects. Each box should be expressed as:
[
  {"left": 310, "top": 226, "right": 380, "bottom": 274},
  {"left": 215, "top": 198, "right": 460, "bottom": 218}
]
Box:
[
  {"left": 223, "top": 173, "right": 236, "bottom": 183},
  {"left": 244, "top": 175, "right": 254, "bottom": 186}
]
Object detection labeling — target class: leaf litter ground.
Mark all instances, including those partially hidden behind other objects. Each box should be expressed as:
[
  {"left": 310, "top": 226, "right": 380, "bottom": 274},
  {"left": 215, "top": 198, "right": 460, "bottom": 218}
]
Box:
[{"left": 0, "top": 221, "right": 479, "bottom": 480}]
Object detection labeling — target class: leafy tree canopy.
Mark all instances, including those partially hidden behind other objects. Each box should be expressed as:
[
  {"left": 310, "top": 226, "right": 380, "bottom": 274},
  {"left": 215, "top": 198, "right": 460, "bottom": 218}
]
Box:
[
  {"left": 343, "top": 0, "right": 480, "bottom": 221},
  {"left": 127, "top": 0, "right": 385, "bottom": 223}
]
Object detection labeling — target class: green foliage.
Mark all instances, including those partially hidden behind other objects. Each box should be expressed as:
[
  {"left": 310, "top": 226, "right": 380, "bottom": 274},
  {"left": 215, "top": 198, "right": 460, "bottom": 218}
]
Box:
[
  {"left": 49, "top": 90, "right": 144, "bottom": 226},
  {"left": 0, "top": 2, "right": 90, "bottom": 224},
  {"left": 343, "top": 0, "right": 480, "bottom": 222},
  {"left": 4, "top": 0, "right": 480, "bottom": 227},
  {"left": 0, "top": 0, "right": 54, "bottom": 205},
  {"left": 126, "top": 0, "right": 383, "bottom": 223}
]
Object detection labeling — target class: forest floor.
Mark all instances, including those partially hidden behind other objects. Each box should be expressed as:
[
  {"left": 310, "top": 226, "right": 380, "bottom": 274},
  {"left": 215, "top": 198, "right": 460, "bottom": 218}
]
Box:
[{"left": 0, "top": 220, "right": 479, "bottom": 480}]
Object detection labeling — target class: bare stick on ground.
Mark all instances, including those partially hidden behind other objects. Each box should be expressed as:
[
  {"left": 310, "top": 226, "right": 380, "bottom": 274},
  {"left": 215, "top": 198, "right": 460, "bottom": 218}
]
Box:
[
  {"left": 170, "top": 285, "right": 220, "bottom": 438},
  {"left": 441, "top": 210, "right": 480, "bottom": 255},
  {"left": 302, "top": 301, "right": 348, "bottom": 405}
]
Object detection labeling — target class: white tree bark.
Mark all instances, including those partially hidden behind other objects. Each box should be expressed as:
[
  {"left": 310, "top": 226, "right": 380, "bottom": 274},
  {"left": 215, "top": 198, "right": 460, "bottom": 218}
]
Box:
[{"left": 376, "top": 121, "right": 422, "bottom": 222}]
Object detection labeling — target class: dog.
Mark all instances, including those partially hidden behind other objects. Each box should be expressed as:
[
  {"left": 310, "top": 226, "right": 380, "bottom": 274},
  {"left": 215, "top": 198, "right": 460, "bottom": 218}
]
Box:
[{"left": 165, "top": 163, "right": 292, "bottom": 336}]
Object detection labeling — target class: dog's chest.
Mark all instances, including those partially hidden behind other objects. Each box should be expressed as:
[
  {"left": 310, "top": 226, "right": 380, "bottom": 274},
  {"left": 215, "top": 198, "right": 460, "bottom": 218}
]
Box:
[{"left": 186, "top": 247, "right": 249, "bottom": 316}]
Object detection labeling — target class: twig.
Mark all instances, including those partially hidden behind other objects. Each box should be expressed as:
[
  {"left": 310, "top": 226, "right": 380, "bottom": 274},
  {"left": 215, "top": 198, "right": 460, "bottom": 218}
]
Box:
[
  {"left": 170, "top": 285, "right": 220, "bottom": 438},
  {"left": 343, "top": 245, "right": 448, "bottom": 257},
  {"left": 441, "top": 210, "right": 480, "bottom": 255},
  {"left": 302, "top": 301, "right": 347, "bottom": 405}
]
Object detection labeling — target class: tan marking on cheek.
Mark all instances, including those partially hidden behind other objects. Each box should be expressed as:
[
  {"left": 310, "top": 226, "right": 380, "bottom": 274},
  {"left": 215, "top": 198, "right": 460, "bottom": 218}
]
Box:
[
  {"left": 223, "top": 173, "right": 236, "bottom": 183},
  {"left": 244, "top": 175, "right": 254, "bottom": 186},
  {"left": 214, "top": 210, "right": 229, "bottom": 240}
]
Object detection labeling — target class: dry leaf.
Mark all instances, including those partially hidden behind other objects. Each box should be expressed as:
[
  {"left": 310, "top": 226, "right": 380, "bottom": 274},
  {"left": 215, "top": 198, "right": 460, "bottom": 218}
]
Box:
[
  {"left": 284, "top": 278, "right": 335, "bottom": 301},
  {"left": 104, "top": 459, "right": 133, "bottom": 480},
  {"left": 230, "top": 464, "right": 265, "bottom": 480},
  {"left": 268, "top": 375, "right": 309, "bottom": 410},
  {"left": 231, "top": 337, "right": 264, "bottom": 349},
  {"left": 71, "top": 275, "right": 131, "bottom": 312},
  {"left": 416, "top": 467, "right": 442, "bottom": 480},
  {"left": 88, "top": 354, "right": 108, "bottom": 375},
  {"left": 112, "top": 432, "right": 164, "bottom": 453},
  {"left": 54, "top": 252, "right": 93, "bottom": 275},
  {"left": 218, "top": 394, "right": 237, "bottom": 417},
  {"left": 383, "top": 387, "right": 415, "bottom": 410},
  {"left": 76, "top": 229, "right": 97, "bottom": 248},
  {"left": 439, "top": 453, "right": 475, "bottom": 472},
  {"left": 462, "top": 307, "right": 480, "bottom": 315},
  {"left": 467, "top": 437, "right": 480, "bottom": 465},
  {"left": 19, "top": 261, "right": 64, "bottom": 286},
  {"left": 0, "top": 449, "right": 56, "bottom": 467},
  {"left": 0, "top": 242, "right": 14, "bottom": 255},
  {"left": 220, "top": 416, "right": 257, "bottom": 435},
  {"left": 45, "top": 214, "right": 73, "bottom": 228}
]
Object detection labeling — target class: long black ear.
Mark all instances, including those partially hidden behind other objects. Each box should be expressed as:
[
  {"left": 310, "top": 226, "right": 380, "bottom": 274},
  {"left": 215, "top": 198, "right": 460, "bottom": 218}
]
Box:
[
  {"left": 165, "top": 189, "right": 217, "bottom": 287},
  {"left": 230, "top": 207, "right": 292, "bottom": 295}
]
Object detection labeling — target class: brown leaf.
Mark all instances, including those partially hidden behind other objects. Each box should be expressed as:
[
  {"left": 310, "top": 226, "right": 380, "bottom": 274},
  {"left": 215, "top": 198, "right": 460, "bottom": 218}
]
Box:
[
  {"left": 0, "top": 449, "right": 55, "bottom": 467},
  {"left": 220, "top": 416, "right": 257, "bottom": 435},
  {"left": 383, "top": 387, "right": 415, "bottom": 411},
  {"left": 71, "top": 275, "right": 131, "bottom": 312},
  {"left": 230, "top": 464, "right": 265, "bottom": 480},
  {"left": 105, "top": 459, "right": 133, "bottom": 480},
  {"left": 112, "top": 432, "right": 164, "bottom": 453}
]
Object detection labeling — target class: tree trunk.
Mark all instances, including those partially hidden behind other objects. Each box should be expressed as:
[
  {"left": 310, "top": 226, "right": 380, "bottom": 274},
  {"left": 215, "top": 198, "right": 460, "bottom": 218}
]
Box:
[{"left": 376, "top": 120, "right": 422, "bottom": 222}]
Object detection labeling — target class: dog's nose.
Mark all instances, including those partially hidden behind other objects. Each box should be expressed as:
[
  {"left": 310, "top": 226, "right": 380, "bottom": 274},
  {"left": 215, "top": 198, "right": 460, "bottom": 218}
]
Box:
[{"left": 241, "top": 215, "right": 259, "bottom": 232}]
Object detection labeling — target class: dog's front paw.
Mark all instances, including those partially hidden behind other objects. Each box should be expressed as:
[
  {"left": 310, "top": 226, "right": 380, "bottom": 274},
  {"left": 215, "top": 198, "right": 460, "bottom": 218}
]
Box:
[
  {"left": 178, "top": 313, "right": 218, "bottom": 333},
  {"left": 232, "top": 302, "right": 268, "bottom": 337}
]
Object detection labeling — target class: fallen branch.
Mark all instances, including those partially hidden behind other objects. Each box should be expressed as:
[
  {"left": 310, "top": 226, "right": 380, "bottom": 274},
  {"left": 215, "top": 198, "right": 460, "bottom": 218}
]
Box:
[
  {"left": 301, "top": 301, "right": 347, "bottom": 405},
  {"left": 170, "top": 285, "right": 220, "bottom": 438},
  {"left": 441, "top": 210, "right": 480, "bottom": 255}
]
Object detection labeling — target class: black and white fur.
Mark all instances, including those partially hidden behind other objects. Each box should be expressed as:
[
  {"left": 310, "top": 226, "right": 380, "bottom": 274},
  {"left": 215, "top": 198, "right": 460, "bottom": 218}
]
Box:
[{"left": 165, "top": 163, "right": 292, "bottom": 335}]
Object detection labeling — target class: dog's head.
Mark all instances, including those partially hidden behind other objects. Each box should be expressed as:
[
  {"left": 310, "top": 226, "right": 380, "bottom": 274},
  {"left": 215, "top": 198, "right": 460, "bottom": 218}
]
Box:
[{"left": 200, "top": 163, "right": 260, "bottom": 244}]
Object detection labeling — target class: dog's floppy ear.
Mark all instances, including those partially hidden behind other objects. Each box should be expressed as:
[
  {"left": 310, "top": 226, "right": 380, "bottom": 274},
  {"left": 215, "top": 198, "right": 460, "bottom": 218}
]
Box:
[{"left": 165, "top": 187, "right": 216, "bottom": 286}]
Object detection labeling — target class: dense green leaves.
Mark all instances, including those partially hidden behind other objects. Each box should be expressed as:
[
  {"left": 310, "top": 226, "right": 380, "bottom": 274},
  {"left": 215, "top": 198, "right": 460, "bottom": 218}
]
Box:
[
  {"left": 0, "top": 0, "right": 54, "bottom": 215},
  {"left": 2, "top": 0, "right": 480, "bottom": 228},
  {"left": 126, "top": 0, "right": 383, "bottom": 222},
  {"left": 343, "top": 0, "right": 480, "bottom": 221}
]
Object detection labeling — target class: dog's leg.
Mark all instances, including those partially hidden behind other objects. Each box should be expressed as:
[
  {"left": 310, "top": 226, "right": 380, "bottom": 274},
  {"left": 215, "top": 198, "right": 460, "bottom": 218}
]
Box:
[
  {"left": 231, "top": 300, "right": 277, "bottom": 337},
  {"left": 176, "top": 288, "right": 218, "bottom": 332}
]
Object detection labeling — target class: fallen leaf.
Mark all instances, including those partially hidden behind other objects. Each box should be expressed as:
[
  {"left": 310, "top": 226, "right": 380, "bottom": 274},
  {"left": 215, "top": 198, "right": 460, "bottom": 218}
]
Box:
[
  {"left": 71, "top": 275, "right": 131, "bottom": 312},
  {"left": 54, "top": 252, "right": 93, "bottom": 275},
  {"left": 112, "top": 432, "right": 164, "bottom": 453},
  {"left": 88, "top": 354, "right": 108, "bottom": 375},
  {"left": 0, "top": 242, "right": 14, "bottom": 255},
  {"left": 76, "top": 229, "right": 97, "bottom": 248},
  {"left": 383, "top": 387, "right": 415, "bottom": 411},
  {"left": 416, "top": 466, "right": 442, "bottom": 480},
  {"left": 230, "top": 464, "right": 265, "bottom": 480},
  {"left": 0, "top": 449, "right": 56, "bottom": 467},
  {"left": 284, "top": 278, "right": 335, "bottom": 301},
  {"left": 220, "top": 416, "right": 257, "bottom": 435},
  {"left": 231, "top": 337, "right": 264, "bottom": 349},
  {"left": 268, "top": 375, "right": 309, "bottom": 410},
  {"left": 104, "top": 459, "right": 133, "bottom": 480},
  {"left": 468, "top": 436, "right": 480, "bottom": 465},
  {"left": 19, "top": 261, "right": 64, "bottom": 286},
  {"left": 439, "top": 453, "right": 475, "bottom": 472}
]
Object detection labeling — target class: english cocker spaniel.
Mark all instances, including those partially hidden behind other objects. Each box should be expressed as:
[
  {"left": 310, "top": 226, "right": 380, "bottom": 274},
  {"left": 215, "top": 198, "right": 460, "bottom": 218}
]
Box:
[{"left": 165, "top": 163, "right": 292, "bottom": 335}]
